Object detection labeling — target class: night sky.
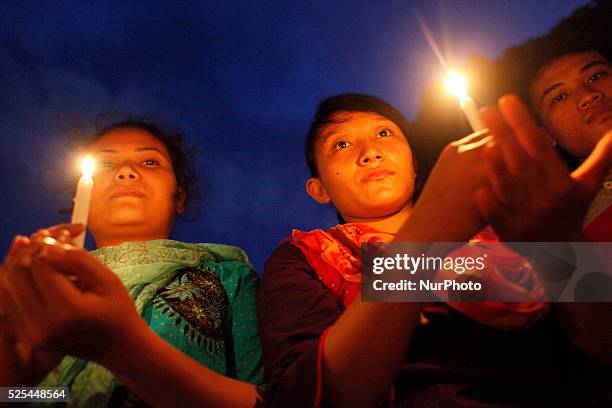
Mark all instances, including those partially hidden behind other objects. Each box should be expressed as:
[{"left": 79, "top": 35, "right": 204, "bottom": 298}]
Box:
[{"left": 1, "top": 0, "right": 588, "bottom": 273}]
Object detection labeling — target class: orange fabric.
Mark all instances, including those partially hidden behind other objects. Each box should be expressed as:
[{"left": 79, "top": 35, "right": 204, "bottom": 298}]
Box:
[{"left": 288, "top": 224, "right": 548, "bottom": 330}]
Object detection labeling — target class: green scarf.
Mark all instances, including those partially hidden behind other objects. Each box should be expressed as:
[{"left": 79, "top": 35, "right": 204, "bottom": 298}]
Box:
[{"left": 38, "top": 239, "right": 251, "bottom": 407}]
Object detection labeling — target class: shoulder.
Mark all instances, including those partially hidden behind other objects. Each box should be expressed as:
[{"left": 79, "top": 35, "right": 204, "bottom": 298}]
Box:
[
  {"left": 264, "top": 226, "right": 339, "bottom": 273},
  {"left": 259, "top": 241, "right": 341, "bottom": 318},
  {"left": 266, "top": 240, "right": 311, "bottom": 266},
  {"left": 263, "top": 241, "right": 319, "bottom": 286},
  {"left": 166, "top": 241, "right": 259, "bottom": 303},
  {"left": 200, "top": 255, "right": 259, "bottom": 305},
  {"left": 190, "top": 242, "right": 253, "bottom": 268}
]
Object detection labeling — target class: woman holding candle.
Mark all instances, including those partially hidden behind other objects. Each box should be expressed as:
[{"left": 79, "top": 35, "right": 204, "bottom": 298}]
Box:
[
  {"left": 258, "top": 93, "right": 610, "bottom": 407},
  {"left": 0, "top": 119, "right": 263, "bottom": 407}
]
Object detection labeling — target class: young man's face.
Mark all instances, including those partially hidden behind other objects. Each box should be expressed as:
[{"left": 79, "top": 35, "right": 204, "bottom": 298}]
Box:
[{"left": 530, "top": 51, "right": 612, "bottom": 158}]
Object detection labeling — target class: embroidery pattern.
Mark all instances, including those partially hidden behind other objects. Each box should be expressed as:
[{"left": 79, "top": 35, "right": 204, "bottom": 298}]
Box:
[{"left": 153, "top": 266, "right": 227, "bottom": 355}]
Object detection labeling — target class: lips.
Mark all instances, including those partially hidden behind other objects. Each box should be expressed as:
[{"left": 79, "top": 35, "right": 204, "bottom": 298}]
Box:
[
  {"left": 110, "top": 188, "right": 146, "bottom": 198},
  {"left": 361, "top": 168, "right": 395, "bottom": 183},
  {"left": 585, "top": 104, "right": 612, "bottom": 124}
]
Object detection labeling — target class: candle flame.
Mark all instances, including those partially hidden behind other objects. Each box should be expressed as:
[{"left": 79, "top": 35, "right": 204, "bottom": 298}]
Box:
[
  {"left": 81, "top": 156, "right": 94, "bottom": 179},
  {"left": 445, "top": 72, "right": 468, "bottom": 103}
]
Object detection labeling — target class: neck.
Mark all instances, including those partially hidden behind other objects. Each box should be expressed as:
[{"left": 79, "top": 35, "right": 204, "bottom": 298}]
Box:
[
  {"left": 93, "top": 231, "right": 171, "bottom": 249},
  {"left": 343, "top": 204, "right": 413, "bottom": 234}
]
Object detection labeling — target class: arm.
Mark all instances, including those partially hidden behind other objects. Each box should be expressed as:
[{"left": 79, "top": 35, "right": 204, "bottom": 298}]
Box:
[
  {"left": 477, "top": 95, "right": 612, "bottom": 362},
  {"left": 396, "top": 129, "right": 492, "bottom": 243},
  {"left": 260, "top": 242, "right": 421, "bottom": 408},
  {"left": 105, "top": 324, "right": 260, "bottom": 408},
  {"left": 0, "top": 237, "right": 62, "bottom": 387},
  {"left": 260, "top": 133, "right": 493, "bottom": 407},
  {"left": 476, "top": 95, "right": 611, "bottom": 241},
  {"left": 322, "top": 296, "right": 421, "bottom": 408},
  {"left": 258, "top": 243, "right": 344, "bottom": 408},
  {"left": 3, "top": 237, "right": 260, "bottom": 408}
]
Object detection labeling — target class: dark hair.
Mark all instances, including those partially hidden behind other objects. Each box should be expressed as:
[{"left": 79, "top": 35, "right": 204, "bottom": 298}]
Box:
[
  {"left": 304, "top": 94, "right": 419, "bottom": 223},
  {"left": 305, "top": 93, "right": 418, "bottom": 178},
  {"left": 92, "top": 116, "right": 200, "bottom": 217},
  {"left": 489, "top": 0, "right": 611, "bottom": 169},
  {"left": 496, "top": 0, "right": 611, "bottom": 117}
]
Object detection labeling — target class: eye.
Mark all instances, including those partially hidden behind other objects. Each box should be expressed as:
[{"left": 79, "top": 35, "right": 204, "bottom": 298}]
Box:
[
  {"left": 377, "top": 128, "right": 392, "bottom": 137},
  {"left": 588, "top": 71, "right": 607, "bottom": 83},
  {"left": 98, "top": 159, "right": 114, "bottom": 169},
  {"left": 332, "top": 140, "right": 350, "bottom": 152},
  {"left": 142, "top": 159, "right": 160, "bottom": 166},
  {"left": 551, "top": 93, "right": 567, "bottom": 106}
]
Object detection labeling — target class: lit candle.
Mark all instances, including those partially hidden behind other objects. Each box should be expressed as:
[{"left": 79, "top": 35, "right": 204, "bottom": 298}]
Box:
[
  {"left": 70, "top": 156, "right": 94, "bottom": 247},
  {"left": 445, "top": 72, "right": 485, "bottom": 132}
]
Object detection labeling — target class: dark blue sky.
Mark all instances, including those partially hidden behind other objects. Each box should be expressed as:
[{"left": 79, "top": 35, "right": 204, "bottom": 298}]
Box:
[{"left": 0, "top": 0, "right": 588, "bottom": 272}]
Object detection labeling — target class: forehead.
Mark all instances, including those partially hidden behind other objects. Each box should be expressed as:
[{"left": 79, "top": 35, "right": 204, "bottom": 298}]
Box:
[
  {"left": 530, "top": 51, "right": 608, "bottom": 103},
  {"left": 317, "top": 111, "right": 399, "bottom": 137},
  {"left": 90, "top": 127, "right": 171, "bottom": 157}
]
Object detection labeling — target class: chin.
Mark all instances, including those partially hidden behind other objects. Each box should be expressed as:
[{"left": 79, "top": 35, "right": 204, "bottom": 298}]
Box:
[
  {"left": 360, "top": 198, "right": 411, "bottom": 218},
  {"left": 111, "top": 213, "right": 148, "bottom": 224},
  {"left": 97, "top": 210, "right": 150, "bottom": 229},
  {"left": 366, "top": 188, "right": 412, "bottom": 207}
]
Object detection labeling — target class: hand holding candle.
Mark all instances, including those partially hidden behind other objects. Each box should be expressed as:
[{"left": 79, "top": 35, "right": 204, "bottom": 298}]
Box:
[
  {"left": 70, "top": 156, "right": 94, "bottom": 247},
  {"left": 446, "top": 72, "right": 485, "bottom": 132}
]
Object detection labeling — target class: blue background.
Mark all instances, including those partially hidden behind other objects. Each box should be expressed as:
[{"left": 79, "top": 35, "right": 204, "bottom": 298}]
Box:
[{"left": 0, "top": 0, "right": 588, "bottom": 272}]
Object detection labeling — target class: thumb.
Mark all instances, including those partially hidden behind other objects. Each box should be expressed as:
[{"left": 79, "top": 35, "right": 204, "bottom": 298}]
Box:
[{"left": 571, "top": 130, "right": 612, "bottom": 196}]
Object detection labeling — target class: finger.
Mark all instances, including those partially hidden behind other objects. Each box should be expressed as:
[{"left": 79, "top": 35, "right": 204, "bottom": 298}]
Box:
[
  {"left": 497, "top": 94, "right": 569, "bottom": 178},
  {"left": 31, "top": 224, "right": 84, "bottom": 244},
  {"left": 0, "top": 283, "right": 18, "bottom": 334},
  {"left": 8, "top": 235, "right": 31, "bottom": 255},
  {"left": 475, "top": 186, "right": 508, "bottom": 228},
  {"left": 29, "top": 256, "right": 83, "bottom": 310},
  {"left": 39, "top": 245, "right": 119, "bottom": 292},
  {"left": 0, "top": 278, "right": 33, "bottom": 349},
  {"left": 0, "top": 279, "right": 38, "bottom": 363},
  {"left": 4, "top": 244, "right": 47, "bottom": 314},
  {"left": 482, "top": 141, "right": 525, "bottom": 207},
  {"left": 3, "top": 236, "right": 31, "bottom": 270},
  {"left": 480, "top": 104, "right": 530, "bottom": 175},
  {"left": 47, "top": 224, "right": 84, "bottom": 243},
  {"left": 497, "top": 94, "right": 553, "bottom": 156},
  {"left": 451, "top": 128, "right": 492, "bottom": 147},
  {"left": 15, "top": 340, "right": 33, "bottom": 364},
  {"left": 572, "top": 129, "right": 612, "bottom": 196},
  {"left": 457, "top": 134, "right": 494, "bottom": 153},
  {"left": 30, "top": 228, "right": 51, "bottom": 243}
]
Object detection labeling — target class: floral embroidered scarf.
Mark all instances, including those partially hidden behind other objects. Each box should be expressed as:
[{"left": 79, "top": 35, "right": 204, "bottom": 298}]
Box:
[
  {"left": 288, "top": 224, "right": 548, "bottom": 330},
  {"left": 38, "top": 239, "right": 251, "bottom": 407}
]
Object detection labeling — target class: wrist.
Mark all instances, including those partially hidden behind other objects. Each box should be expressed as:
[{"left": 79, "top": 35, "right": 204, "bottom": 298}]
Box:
[{"left": 98, "top": 319, "right": 158, "bottom": 374}]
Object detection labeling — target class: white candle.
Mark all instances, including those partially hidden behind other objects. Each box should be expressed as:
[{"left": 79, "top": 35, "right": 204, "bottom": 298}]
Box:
[
  {"left": 70, "top": 156, "right": 94, "bottom": 247},
  {"left": 445, "top": 72, "right": 485, "bottom": 132}
]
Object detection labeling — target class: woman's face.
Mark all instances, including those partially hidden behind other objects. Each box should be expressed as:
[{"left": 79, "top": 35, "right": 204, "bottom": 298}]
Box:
[
  {"left": 87, "top": 127, "right": 185, "bottom": 247},
  {"left": 307, "top": 111, "right": 415, "bottom": 221}
]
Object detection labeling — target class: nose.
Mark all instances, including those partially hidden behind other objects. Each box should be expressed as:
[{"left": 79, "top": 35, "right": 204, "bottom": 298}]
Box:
[
  {"left": 359, "top": 144, "right": 384, "bottom": 165},
  {"left": 578, "top": 87, "right": 603, "bottom": 109},
  {"left": 114, "top": 162, "right": 140, "bottom": 182}
]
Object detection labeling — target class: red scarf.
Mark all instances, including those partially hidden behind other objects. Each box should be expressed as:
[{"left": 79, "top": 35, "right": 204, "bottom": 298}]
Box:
[{"left": 288, "top": 224, "right": 548, "bottom": 330}]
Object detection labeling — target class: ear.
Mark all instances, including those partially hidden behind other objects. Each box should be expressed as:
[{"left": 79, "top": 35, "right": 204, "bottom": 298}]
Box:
[
  {"left": 306, "top": 177, "right": 331, "bottom": 204},
  {"left": 175, "top": 187, "right": 187, "bottom": 215}
]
